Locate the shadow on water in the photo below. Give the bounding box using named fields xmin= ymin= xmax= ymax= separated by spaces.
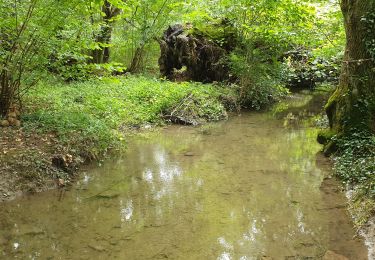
xmin=0 ymin=91 xmax=368 ymax=259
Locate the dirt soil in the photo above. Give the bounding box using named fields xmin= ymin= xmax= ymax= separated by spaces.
xmin=0 ymin=127 xmax=70 ymax=201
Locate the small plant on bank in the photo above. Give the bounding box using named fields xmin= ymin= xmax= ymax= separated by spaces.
xmin=229 ymin=51 xmax=289 ymax=110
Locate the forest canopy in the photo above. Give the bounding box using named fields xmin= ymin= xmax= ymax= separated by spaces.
xmin=0 ymin=0 xmax=344 ymax=115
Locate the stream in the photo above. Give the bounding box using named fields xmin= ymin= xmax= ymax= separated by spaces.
xmin=0 ymin=92 xmax=368 ymax=259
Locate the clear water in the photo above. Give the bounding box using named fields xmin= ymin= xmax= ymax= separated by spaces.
xmin=0 ymin=93 xmax=367 ymax=259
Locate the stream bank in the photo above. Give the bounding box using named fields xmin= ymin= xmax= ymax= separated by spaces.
xmin=0 ymin=90 xmax=371 ymax=259
xmin=1 ymin=84 xmax=374 ymax=258
xmin=0 ymin=76 xmax=234 ymax=202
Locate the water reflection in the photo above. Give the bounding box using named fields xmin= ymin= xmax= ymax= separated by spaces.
xmin=0 ymin=93 xmax=368 ymax=259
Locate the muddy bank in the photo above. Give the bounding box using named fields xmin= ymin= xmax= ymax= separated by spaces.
xmin=1 ymin=76 xmax=233 ymax=201
xmin=360 ymin=217 xmax=375 ymax=259
xmin=0 ymin=126 xmax=87 ymax=202
xmin=0 ymin=128 xmax=59 ymax=201
xmin=347 ymin=189 xmax=375 ymax=260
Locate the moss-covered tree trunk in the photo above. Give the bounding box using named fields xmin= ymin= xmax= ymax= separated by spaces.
xmin=325 ymin=0 xmax=375 ymax=134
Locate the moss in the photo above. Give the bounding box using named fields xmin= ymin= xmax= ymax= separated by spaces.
xmin=317 ymin=129 xmax=336 ymax=145
xmin=325 ymin=83 xmax=375 ymax=134
xmin=323 ymin=140 xmax=338 ymax=156
xmin=191 ymin=20 xmax=237 ymax=50
xmin=317 ymin=129 xmax=342 ymax=156
xmin=324 ymin=89 xmax=339 ymax=129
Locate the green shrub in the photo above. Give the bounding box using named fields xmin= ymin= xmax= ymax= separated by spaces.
xmin=229 ymin=51 xmax=289 ymax=110
xmin=281 ymin=48 xmax=341 ymax=89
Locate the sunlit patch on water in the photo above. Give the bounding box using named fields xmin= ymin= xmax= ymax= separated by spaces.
xmin=120 ymin=199 xmax=133 ymax=222
xmin=12 ymin=242 xmax=19 ymax=250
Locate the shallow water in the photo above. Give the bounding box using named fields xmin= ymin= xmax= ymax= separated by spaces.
xmin=0 ymin=93 xmax=368 ymax=259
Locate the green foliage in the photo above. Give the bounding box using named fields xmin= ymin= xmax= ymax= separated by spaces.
xmin=186 ymin=0 xmax=316 ymax=45
xmin=87 ymin=62 xmax=127 ymax=76
xmin=191 ymin=19 xmax=237 ymax=49
xmin=282 ymin=49 xmax=341 ymax=89
xmin=22 ymin=75 xmax=229 ymax=158
xmin=229 ymin=50 xmax=289 ymax=110
xmin=310 ymin=1 xmax=345 ymax=58
xmin=183 ymin=0 xmax=344 ymax=109
xmin=49 ymin=52 xmax=91 ymax=81
xmin=0 ymin=0 xmax=68 ymax=113
xmin=110 ymin=0 xmax=184 ymax=71
xmin=361 ymin=12 xmax=375 ymax=60
xmin=49 ymin=48 xmax=127 ymax=81
xmin=333 ymin=131 xmax=375 ymax=198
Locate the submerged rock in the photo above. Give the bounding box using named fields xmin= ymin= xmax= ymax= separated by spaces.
xmin=88 ymin=244 xmax=106 ymax=252
xmin=183 ymin=152 xmax=194 ymax=156
xmin=323 ymin=250 xmax=349 ymax=260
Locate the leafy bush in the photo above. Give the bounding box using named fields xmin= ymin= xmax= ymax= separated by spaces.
xmin=282 ymin=48 xmax=341 ymax=89
xmin=49 ymin=52 xmax=128 ymax=81
xmin=331 ymin=130 xmax=375 ymax=225
xmin=229 ymin=50 xmax=289 ymax=110
xmin=48 ymin=51 xmax=90 ymax=81
xmin=86 ymin=62 xmax=127 ymax=76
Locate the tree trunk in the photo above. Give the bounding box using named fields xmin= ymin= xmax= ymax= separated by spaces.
xmin=325 ymin=0 xmax=375 ymax=134
xmin=0 ymin=72 xmax=12 ymax=118
xmin=128 ymin=46 xmax=145 ymax=73
xmin=0 ymin=71 xmax=20 ymax=119
xmin=90 ymin=1 xmax=120 ymax=64
xmin=91 ymin=48 xmax=104 ymax=64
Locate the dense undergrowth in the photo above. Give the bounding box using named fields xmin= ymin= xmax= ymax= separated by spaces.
xmin=21 ymin=75 xmax=234 ymax=159
xmin=332 ymin=131 xmax=375 ymax=226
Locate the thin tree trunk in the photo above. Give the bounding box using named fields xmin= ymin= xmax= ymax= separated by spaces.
xmin=102 ymin=25 xmax=113 ymax=63
xmin=128 ymin=46 xmax=145 ymax=73
xmin=0 ymin=73 xmax=11 ymax=117
xmin=90 ymin=0 xmax=120 ymax=64
xmin=91 ymin=49 xmax=103 ymax=64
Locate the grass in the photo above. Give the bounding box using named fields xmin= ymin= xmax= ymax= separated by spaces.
xmin=22 ymin=75 xmax=232 ymax=159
